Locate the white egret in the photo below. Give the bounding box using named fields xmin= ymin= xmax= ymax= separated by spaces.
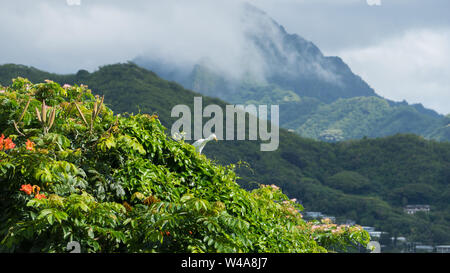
xmin=192 ymin=134 xmax=218 ymax=154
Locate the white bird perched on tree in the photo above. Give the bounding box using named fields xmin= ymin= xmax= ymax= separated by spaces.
xmin=192 ymin=134 xmax=218 ymax=154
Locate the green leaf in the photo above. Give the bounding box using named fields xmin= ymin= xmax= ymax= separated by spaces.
xmin=37 ymin=209 xmax=53 ymax=219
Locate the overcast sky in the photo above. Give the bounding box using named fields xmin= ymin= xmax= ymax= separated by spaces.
xmin=250 ymin=0 xmax=450 ymax=115
xmin=0 ymin=0 xmax=449 ymax=114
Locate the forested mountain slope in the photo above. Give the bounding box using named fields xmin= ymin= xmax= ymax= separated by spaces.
xmin=134 ymin=4 xmax=449 ymax=142
xmin=1 ymin=63 xmax=449 ymax=246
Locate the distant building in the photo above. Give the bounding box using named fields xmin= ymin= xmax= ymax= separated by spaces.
xmin=404 ymin=205 xmax=430 ymax=215
xmin=362 ymin=226 xmax=376 ymax=232
xmin=391 ymin=236 xmax=407 ymax=243
xmin=368 ymin=231 xmax=387 ymax=239
xmin=361 ymin=226 xmax=387 ymax=239
xmin=305 ymin=212 xmax=324 ymax=219
xmin=436 ymin=245 xmax=450 ymax=253
xmin=415 ymin=245 xmax=434 ymax=253
xmin=304 ymin=212 xmax=336 ymax=223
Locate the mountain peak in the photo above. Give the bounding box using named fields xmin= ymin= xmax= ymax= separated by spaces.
xmin=136 ymin=3 xmax=376 ymax=103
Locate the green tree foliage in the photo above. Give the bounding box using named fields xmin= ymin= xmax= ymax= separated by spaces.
xmin=1 ymin=63 xmax=449 ymax=246
xmin=325 ymin=171 xmax=371 ymax=194
xmin=0 ymin=78 xmax=369 ymax=253
xmin=293 ymin=97 xmax=448 ymax=141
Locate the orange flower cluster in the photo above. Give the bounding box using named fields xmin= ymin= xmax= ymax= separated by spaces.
xmin=0 ymin=133 xmax=36 ymax=152
xmin=35 ymin=193 xmax=47 ymax=200
xmin=20 ymin=184 xmax=33 ymax=195
xmin=0 ymin=134 xmax=15 ymax=151
xmin=160 ymin=231 xmax=170 ymax=237
xmin=25 ymin=139 xmax=35 ymax=151
xmin=19 ymin=184 xmax=46 ymax=199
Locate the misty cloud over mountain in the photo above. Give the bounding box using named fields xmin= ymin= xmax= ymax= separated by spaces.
xmin=135 ymin=3 xmax=376 ymax=103
xmin=0 ymin=0 xmax=448 ymax=114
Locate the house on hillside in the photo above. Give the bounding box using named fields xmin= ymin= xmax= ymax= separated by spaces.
xmin=362 ymin=226 xmax=376 ymax=232
xmin=367 ymin=231 xmax=387 ymax=240
xmin=305 ymin=211 xmax=324 ymax=219
xmin=304 ymin=212 xmax=336 ymax=223
xmin=436 ymin=245 xmax=450 ymax=253
xmin=415 ymin=245 xmax=434 ymax=253
xmin=403 ymin=205 xmax=430 ymax=215
xmin=391 ymin=236 xmax=407 ymax=243
xmin=362 ymin=226 xmax=387 ymax=240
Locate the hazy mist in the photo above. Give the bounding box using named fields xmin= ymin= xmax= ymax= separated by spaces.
xmin=0 ymin=0 xmax=448 ymax=114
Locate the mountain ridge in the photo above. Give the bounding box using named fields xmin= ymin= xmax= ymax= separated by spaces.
xmin=133 ymin=4 xmax=449 ymax=142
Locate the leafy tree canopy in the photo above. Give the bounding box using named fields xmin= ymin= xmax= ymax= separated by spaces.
xmin=0 ymin=78 xmax=369 ymax=253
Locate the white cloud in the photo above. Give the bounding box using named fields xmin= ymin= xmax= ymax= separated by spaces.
xmin=0 ymin=0 xmax=334 ymax=83
xmin=0 ymin=0 xmax=250 ymax=75
xmin=366 ymin=0 xmax=381 ymax=6
xmin=338 ymin=29 xmax=450 ymax=114
xmin=1 ymin=0 xmax=449 ymax=115
xmin=66 ymin=0 xmax=81 ymax=6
